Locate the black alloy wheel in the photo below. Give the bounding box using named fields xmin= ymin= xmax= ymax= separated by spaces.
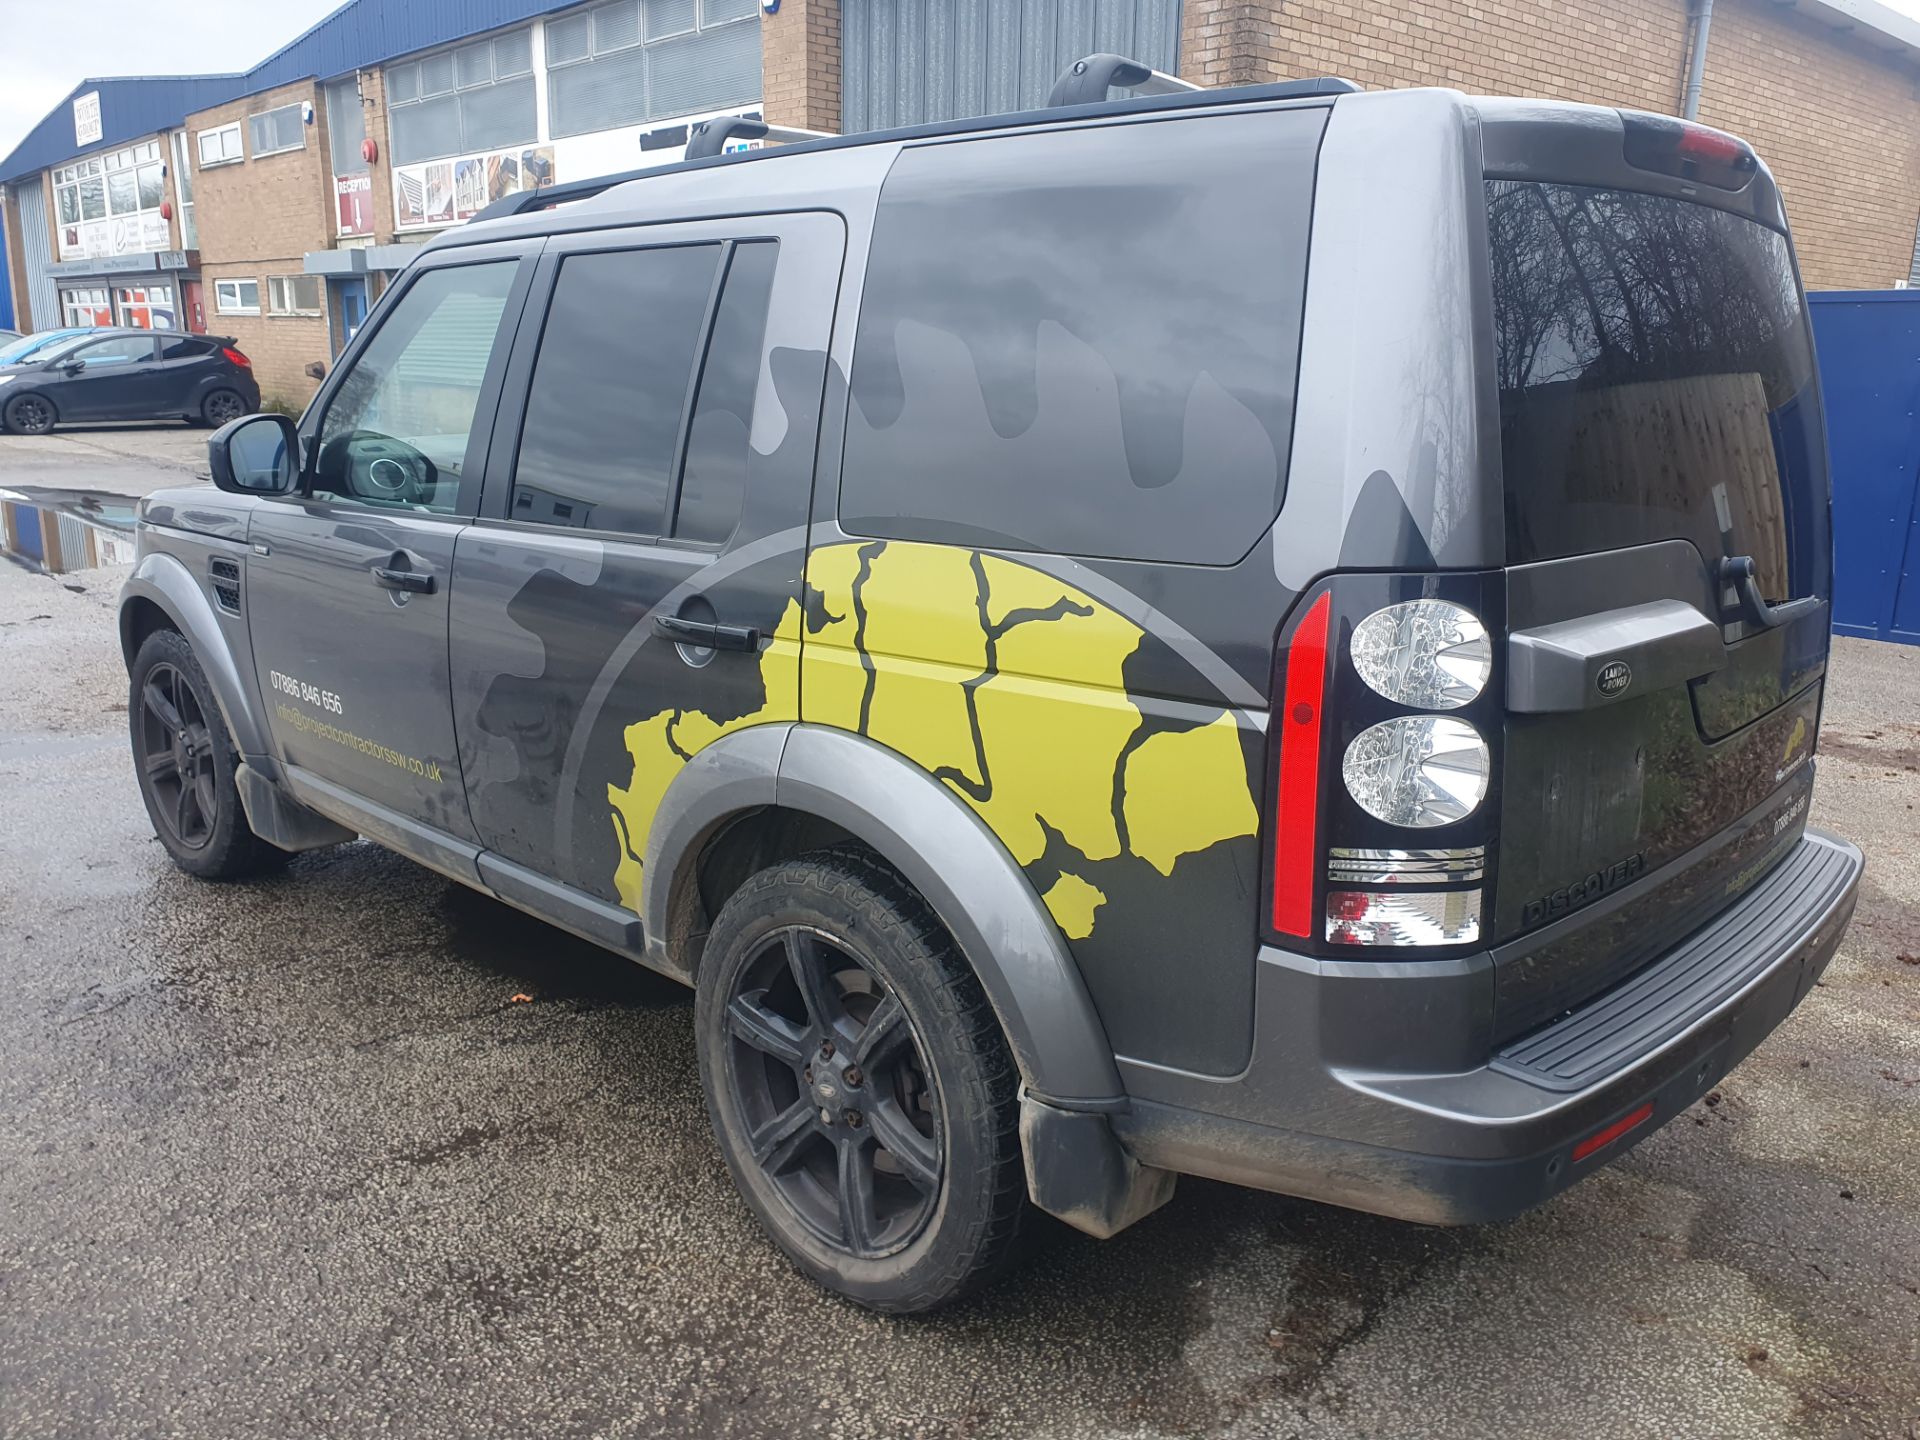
xmin=724 ymin=924 xmax=943 ymax=1259
xmin=137 ymin=660 xmax=219 ymax=852
xmin=202 ymin=389 xmax=247 ymax=427
xmin=4 ymin=393 xmax=55 ymax=435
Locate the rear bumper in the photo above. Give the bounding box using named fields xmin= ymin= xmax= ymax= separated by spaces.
xmin=1112 ymin=828 xmax=1862 ymax=1224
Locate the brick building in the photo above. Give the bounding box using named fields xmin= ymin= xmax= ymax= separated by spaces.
xmin=4 ymin=0 xmax=1920 ymax=411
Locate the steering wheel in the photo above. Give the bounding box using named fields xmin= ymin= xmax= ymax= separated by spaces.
xmin=319 ymin=430 xmax=440 ymax=506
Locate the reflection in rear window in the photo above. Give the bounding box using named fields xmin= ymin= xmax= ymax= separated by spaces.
xmin=1488 ymin=181 xmax=1829 ymax=603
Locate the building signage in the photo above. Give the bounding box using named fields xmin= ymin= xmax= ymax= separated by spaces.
xmin=335 ymin=172 xmax=374 ymax=237
xmin=72 ymin=91 xmax=102 ymax=147
xmin=46 ymin=250 xmax=167 ymax=278
xmin=60 ymin=211 xmax=171 ymax=263
xmin=394 ymin=144 xmax=555 ymax=230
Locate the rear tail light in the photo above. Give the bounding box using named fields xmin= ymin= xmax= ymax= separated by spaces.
xmin=1265 ymin=577 xmax=1502 ymax=954
xmin=1341 ymin=715 xmax=1490 ymax=828
xmin=221 ymin=346 xmax=251 ymax=368
xmin=1620 ymin=111 xmax=1758 ymax=191
xmin=1270 ymin=592 xmax=1332 ymax=939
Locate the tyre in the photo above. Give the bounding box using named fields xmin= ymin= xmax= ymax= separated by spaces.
xmin=200 ymin=388 xmax=247 ymax=427
xmin=696 ymin=847 xmax=1025 ymax=1313
xmin=3 ymin=392 xmax=56 ymax=435
xmin=129 ymin=629 xmax=286 ymax=879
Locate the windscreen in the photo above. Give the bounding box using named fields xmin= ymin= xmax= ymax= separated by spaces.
xmin=1488 ymin=180 xmax=1829 ymax=604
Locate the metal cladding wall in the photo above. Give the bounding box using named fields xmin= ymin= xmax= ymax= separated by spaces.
xmin=12 ymin=182 xmax=56 ymax=334
xmin=1810 ymin=289 xmax=1920 ymax=646
xmin=840 ymin=0 xmax=1181 ymax=133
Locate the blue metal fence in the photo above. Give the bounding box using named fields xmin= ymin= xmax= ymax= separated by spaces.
xmin=1810 ymin=290 xmax=1920 ymax=646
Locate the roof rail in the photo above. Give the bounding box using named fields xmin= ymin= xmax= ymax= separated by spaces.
xmin=685 ymin=115 xmax=836 ymax=160
xmin=1048 ymin=53 xmax=1204 ymax=108
xmin=1047 ymin=51 xmax=1361 ymax=108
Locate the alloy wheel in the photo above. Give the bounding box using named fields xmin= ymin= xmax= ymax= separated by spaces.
xmin=7 ymin=395 xmax=53 ymax=434
xmin=723 ymin=926 xmax=944 ymax=1260
xmin=137 ymin=661 xmax=218 ymax=851
xmin=205 ymin=391 xmax=246 ymax=426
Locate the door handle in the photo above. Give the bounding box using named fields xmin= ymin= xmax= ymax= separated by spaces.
xmin=653 ymin=614 xmax=759 ymax=651
xmin=373 ymin=565 xmax=436 ymax=595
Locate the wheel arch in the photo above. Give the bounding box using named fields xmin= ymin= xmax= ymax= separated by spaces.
xmin=120 ymin=552 xmax=273 ymax=760
xmin=643 ymin=723 xmax=1125 ymax=1108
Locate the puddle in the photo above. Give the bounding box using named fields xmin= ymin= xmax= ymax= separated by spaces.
xmin=0 ymin=485 xmax=137 ymax=573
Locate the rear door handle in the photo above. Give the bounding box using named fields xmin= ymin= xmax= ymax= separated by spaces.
xmin=373 ymin=566 xmax=435 ymax=595
xmin=653 ymin=614 xmax=760 ymax=651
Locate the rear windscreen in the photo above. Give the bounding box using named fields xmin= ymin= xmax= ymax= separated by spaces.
xmin=1488 ymin=180 xmax=1828 ymax=603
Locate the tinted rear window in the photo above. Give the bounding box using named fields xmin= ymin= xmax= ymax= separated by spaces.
xmin=841 ymin=110 xmax=1323 ymax=565
xmin=1488 ymin=181 xmax=1828 ymax=603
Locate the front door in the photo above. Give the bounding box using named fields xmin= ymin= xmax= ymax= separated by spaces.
xmin=331 ymin=277 xmax=368 ymax=355
xmin=449 ymin=214 xmax=843 ymax=910
xmin=50 ymin=334 xmax=161 ymax=419
xmin=247 ymin=246 xmax=536 ymax=846
xmin=182 ymin=281 xmax=208 ymax=335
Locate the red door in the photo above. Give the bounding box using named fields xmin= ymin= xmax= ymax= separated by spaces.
xmin=182 ymin=281 xmax=207 ymax=334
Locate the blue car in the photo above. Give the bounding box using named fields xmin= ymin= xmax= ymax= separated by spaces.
xmin=0 ymin=328 xmax=89 ymax=366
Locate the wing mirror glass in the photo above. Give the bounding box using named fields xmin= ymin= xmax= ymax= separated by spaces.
xmin=209 ymin=413 xmax=300 ymax=495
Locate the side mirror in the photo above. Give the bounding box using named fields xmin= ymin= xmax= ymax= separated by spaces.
xmin=304 ymin=360 xmax=327 ymax=381
xmin=209 ymin=412 xmax=300 ymax=496
xmin=59 ymin=359 xmax=85 ymax=375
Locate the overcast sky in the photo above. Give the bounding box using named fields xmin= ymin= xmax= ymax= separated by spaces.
xmin=5 ymin=0 xmax=1920 ymax=161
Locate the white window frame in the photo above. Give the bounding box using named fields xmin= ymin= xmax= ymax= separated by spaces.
xmin=215 ymin=278 xmax=261 ymax=315
xmin=248 ymin=103 xmax=307 ymax=159
xmin=54 ymin=141 xmax=165 ymax=228
xmin=268 ymin=275 xmax=325 ymax=317
xmin=198 ymin=123 xmax=245 ymax=168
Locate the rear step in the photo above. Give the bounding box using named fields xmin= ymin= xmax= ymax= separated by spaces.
xmin=1491 ymin=831 xmax=1859 ymax=1092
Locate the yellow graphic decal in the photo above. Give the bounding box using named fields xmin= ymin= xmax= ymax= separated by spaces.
xmin=1783 ymin=715 xmax=1808 ymax=763
xmin=606 ymin=542 xmax=1260 ymax=941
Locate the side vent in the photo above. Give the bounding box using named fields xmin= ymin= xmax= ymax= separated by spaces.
xmin=209 ymin=556 xmax=242 ymax=616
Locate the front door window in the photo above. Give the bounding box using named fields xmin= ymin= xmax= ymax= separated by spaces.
xmin=313 ymin=261 xmax=517 ymax=513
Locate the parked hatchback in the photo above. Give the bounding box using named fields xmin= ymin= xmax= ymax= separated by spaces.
xmin=118 ymin=66 xmax=1861 ymax=1313
xmin=0 ymin=328 xmax=258 ymax=434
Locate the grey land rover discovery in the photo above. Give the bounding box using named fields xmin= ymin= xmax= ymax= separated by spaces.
xmin=119 ymin=59 xmax=1862 ymax=1312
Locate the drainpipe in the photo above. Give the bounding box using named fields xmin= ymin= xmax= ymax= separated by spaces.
xmin=1681 ymin=0 xmax=1715 ymax=119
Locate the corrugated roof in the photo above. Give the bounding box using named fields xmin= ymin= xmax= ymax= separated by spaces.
xmin=0 ymin=0 xmax=587 ymax=184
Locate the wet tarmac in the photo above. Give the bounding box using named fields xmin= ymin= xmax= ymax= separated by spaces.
xmin=1 ymin=465 xmax=1917 ymax=1438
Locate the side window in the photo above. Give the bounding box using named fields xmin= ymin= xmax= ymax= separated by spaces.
xmin=509 ymin=244 xmax=719 ymax=536
xmin=315 ymin=260 xmax=519 ymax=513
xmin=677 ymin=240 xmax=778 ymax=545
xmin=160 ymin=337 xmax=214 ymax=360
xmin=841 ymin=111 xmax=1322 ymax=565
xmin=71 ymin=337 xmax=156 ymax=367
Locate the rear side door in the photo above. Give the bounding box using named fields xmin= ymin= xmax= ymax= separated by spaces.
xmin=246 ymin=242 xmax=539 ymax=854
xmin=450 ymin=213 xmax=842 ymax=913
xmin=49 ymin=334 xmax=159 ymax=419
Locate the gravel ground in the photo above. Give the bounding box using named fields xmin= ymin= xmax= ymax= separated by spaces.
xmin=0 ymin=500 xmax=1916 ymax=1439
xmin=0 ymin=423 xmax=208 ymax=495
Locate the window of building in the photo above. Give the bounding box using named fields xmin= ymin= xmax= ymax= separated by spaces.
xmin=171 ymin=131 xmax=199 ymax=249
xmin=510 ymin=244 xmax=721 ymax=535
xmin=386 ymin=28 xmax=535 ymax=166
xmin=116 ymin=284 xmax=177 ymax=329
xmin=268 ymin=275 xmax=325 ymax=316
xmin=215 ymin=278 xmax=261 ymax=315
xmin=325 ymin=75 xmax=369 ymax=175
xmin=197 ymin=123 xmax=244 ymax=167
xmin=61 ymin=286 xmax=112 ymax=327
xmin=840 ymin=112 xmax=1322 ymax=566
xmin=248 ymin=103 xmax=307 ymax=158
xmin=54 ymin=141 xmax=165 ymax=228
xmin=546 ymin=0 xmax=760 ymax=140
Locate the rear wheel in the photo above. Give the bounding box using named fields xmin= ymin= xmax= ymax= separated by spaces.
xmin=3 ymin=392 xmax=56 ymax=435
xmin=200 ymin=388 xmax=247 ymax=427
xmin=129 ymin=629 xmax=285 ymax=879
xmin=696 ymin=848 xmax=1025 ymax=1313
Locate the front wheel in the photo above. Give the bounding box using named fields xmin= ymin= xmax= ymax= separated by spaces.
xmin=129 ymin=629 xmax=285 ymax=879
xmin=4 ymin=392 xmax=56 ymax=435
xmin=696 ymin=848 xmax=1025 ymax=1313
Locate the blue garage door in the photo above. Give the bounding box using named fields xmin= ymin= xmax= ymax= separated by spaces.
xmin=1809 ymin=290 xmax=1920 ymax=646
